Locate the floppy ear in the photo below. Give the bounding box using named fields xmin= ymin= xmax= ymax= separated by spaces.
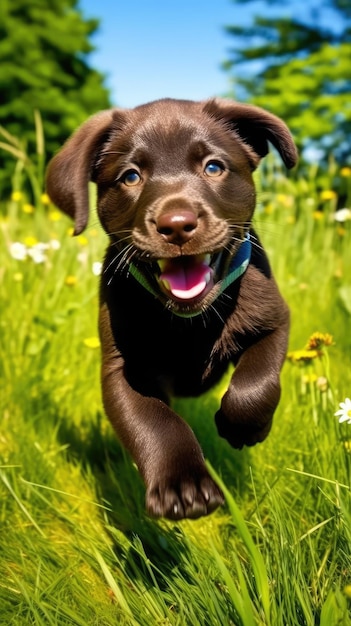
xmin=46 ymin=110 xmax=115 ymax=235
xmin=203 ymin=98 xmax=298 ymax=169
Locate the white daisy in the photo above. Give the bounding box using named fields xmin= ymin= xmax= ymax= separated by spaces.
xmin=334 ymin=397 xmax=351 ymax=424
xmin=49 ymin=239 xmax=61 ymax=250
xmin=10 ymin=242 xmax=27 ymax=261
xmin=92 ymin=261 xmax=102 ymax=276
xmin=333 ymin=208 xmax=351 ymax=223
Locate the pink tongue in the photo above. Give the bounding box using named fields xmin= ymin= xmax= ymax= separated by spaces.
xmin=159 ymin=257 xmax=213 ymax=300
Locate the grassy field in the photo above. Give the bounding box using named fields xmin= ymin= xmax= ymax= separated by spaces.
xmin=0 ymin=145 xmax=351 ymax=624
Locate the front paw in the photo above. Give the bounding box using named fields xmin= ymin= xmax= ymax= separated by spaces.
xmin=215 ymin=408 xmax=272 ymax=449
xmin=145 ymin=469 xmax=224 ymax=520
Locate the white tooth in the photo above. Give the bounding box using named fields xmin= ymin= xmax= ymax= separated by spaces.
xmin=205 ymin=271 xmax=211 ymax=285
xmin=205 ymin=254 xmax=211 ymax=265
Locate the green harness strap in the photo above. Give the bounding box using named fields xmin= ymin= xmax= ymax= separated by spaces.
xmin=128 ymin=235 xmax=252 ymax=318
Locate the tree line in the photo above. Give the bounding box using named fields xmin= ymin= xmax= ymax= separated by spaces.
xmin=0 ymin=0 xmax=350 ymax=196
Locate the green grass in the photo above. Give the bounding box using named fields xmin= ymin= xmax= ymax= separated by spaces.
xmin=1 ymin=151 xmax=351 ymax=625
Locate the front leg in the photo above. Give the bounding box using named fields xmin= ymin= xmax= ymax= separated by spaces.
xmin=99 ymin=303 xmax=224 ymax=520
xmin=215 ymin=322 xmax=289 ymax=449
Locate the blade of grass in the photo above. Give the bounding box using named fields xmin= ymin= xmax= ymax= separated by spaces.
xmin=0 ymin=470 xmax=46 ymax=537
xmin=206 ymin=461 xmax=271 ymax=625
xmin=94 ymin=549 xmax=135 ymax=622
xmin=211 ymin=542 xmax=257 ymax=626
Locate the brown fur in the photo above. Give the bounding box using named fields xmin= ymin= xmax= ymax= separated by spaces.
xmin=46 ymin=98 xmax=297 ymax=520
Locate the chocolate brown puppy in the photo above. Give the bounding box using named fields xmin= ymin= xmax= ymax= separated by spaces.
xmin=46 ymin=98 xmax=298 ymax=520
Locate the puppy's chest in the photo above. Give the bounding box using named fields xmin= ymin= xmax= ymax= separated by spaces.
xmin=106 ymin=287 xmax=229 ymax=388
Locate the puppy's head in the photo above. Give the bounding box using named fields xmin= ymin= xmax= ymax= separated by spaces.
xmin=47 ymin=98 xmax=297 ymax=314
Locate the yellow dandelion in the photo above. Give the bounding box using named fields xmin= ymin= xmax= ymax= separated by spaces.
xmin=40 ymin=193 xmax=51 ymax=205
xmin=48 ymin=210 xmax=61 ymax=222
xmin=65 ymin=275 xmax=77 ymax=286
xmin=83 ymin=337 xmax=100 ymax=349
xmin=340 ymin=167 xmax=351 ymax=177
xmin=76 ymin=234 xmax=89 ymax=246
xmin=24 ymin=235 xmax=38 ymax=247
xmin=287 ymin=349 xmax=319 ymax=363
xmin=11 ymin=191 xmax=23 ymax=202
xmin=305 ymin=332 xmax=333 ymax=351
xmin=312 ymin=211 xmax=324 ymax=220
xmin=276 ymin=194 xmax=294 ymax=208
xmin=302 ymin=373 xmax=318 ymax=384
xmin=13 ymin=272 xmax=24 ymax=282
xmin=23 ymin=203 xmax=35 ymax=214
xmin=320 ymin=190 xmax=337 ymax=201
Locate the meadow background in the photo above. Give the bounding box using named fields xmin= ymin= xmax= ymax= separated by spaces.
xmin=0 ymin=125 xmax=351 ymax=625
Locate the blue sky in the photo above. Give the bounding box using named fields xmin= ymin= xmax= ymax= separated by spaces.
xmin=79 ymin=0 xmax=251 ymax=108
xmin=79 ymin=0 xmax=342 ymax=110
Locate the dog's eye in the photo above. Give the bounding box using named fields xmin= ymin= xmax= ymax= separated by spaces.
xmin=204 ymin=161 xmax=225 ymax=177
xmin=121 ymin=170 xmax=141 ymax=186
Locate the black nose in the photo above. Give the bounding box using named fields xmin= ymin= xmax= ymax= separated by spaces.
xmin=156 ymin=210 xmax=198 ymax=245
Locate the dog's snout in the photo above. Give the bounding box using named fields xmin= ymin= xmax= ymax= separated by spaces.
xmin=156 ymin=210 xmax=198 ymax=245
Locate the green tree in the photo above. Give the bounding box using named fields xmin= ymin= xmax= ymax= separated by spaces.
xmin=223 ymin=0 xmax=351 ymax=162
xmin=0 ymin=0 xmax=111 ymax=194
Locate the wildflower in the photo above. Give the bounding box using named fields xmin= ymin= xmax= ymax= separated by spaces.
xmin=334 ymin=398 xmax=351 ymax=424
xmin=92 ymin=261 xmax=102 ymax=276
xmin=340 ymin=167 xmax=351 ymax=177
xmin=333 ymin=208 xmax=351 ymax=223
xmin=24 ymin=236 xmax=38 ymax=248
xmin=83 ymin=337 xmax=100 ymax=349
xmin=23 ymin=203 xmax=35 ymax=214
xmin=27 ymin=243 xmax=48 ymax=263
xmin=13 ymin=272 xmax=24 ymax=282
xmin=306 ymin=332 xmax=333 ymax=351
xmin=306 ymin=198 xmax=316 ymax=207
xmin=65 ymin=275 xmax=77 ymax=286
xmin=276 ymin=194 xmax=294 ymax=208
xmin=313 ymin=211 xmax=324 ymax=221
xmin=264 ymin=203 xmax=273 ymax=215
xmin=11 ymin=191 xmax=23 ymax=202
xmin=77 ymin=251 xmax=88 ymax=265
xmin=48 ymin=210 xmax=61 ymax=222
xmin=10 ymin=242 xmax=27 ymax=261
xmin=316 ymin=376 xmax=328 ymax=392
xmin=76 ymin=235 xmax=88 ymax=246
xmin=287 ymin=349 xmax=319 ymax=363
xmin=302 ymin=373 xmax=318 ymax=384
xmin=40 ymin=193 xmax=50 ymax=205
xmin=49 ymin=239 xmax=60 ymax=250
xmin=320 ymin=190 xmax=337 ymax=201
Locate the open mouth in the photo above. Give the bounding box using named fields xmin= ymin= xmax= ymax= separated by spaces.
xmin=157 ymin=254 xmax=215 ymax=301
xmin=122 ymin=235 xmax=251 ymax=315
